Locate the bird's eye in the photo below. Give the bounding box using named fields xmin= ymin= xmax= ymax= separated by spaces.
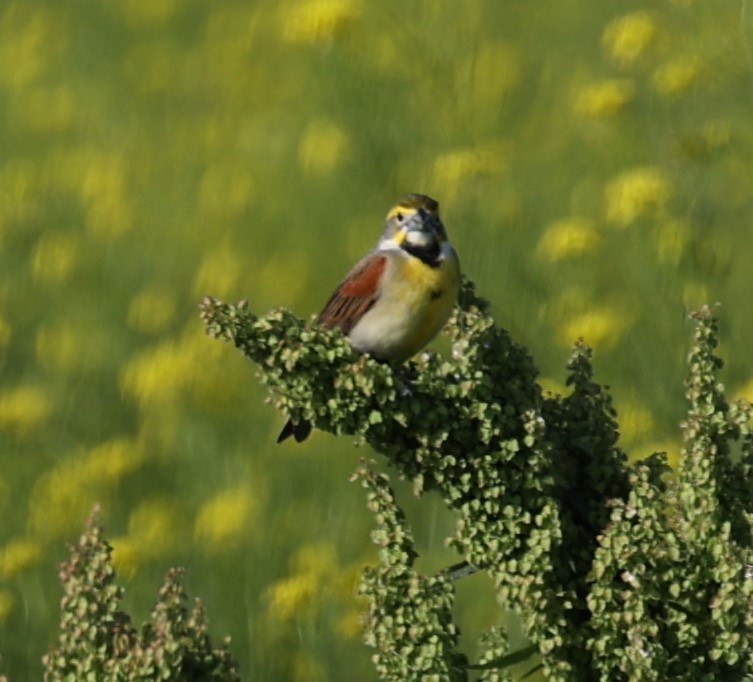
xmin=395 ymin=212 xmax=404 ymax=222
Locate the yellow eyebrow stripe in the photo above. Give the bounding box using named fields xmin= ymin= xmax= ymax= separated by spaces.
xmin=386 ymin=205 xmax=416 ymax=221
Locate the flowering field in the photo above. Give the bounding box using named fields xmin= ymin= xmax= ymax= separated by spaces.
xmin=0 ymin=0 xmax=751 ymax=678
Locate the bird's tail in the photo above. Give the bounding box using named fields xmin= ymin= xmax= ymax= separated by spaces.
xmin=277 ymin=418 xmax=313 ymax=443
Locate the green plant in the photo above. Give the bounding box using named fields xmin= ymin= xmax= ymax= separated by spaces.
xmin=200 ymin=279 xmax=753 ymax=680
xmin=43 ymin=510 xmax=240 ymax=682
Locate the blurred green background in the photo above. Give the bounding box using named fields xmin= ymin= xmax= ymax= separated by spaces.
xmin=1 ymin=0 xmax=752 ymax=678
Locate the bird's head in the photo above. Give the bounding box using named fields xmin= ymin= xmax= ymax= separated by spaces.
xmin=379 ymin=194 xmax=450 ymax=266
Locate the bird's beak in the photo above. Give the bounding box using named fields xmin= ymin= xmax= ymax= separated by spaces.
xmin=403 ymin=209 xmax=441 ymax=247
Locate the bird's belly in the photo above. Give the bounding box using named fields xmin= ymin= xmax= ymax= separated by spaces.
xmin=348 ymin=255 xmax=458 ymax=362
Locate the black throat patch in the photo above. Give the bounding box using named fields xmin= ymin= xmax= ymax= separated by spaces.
xmin=402 ymin=241 xmax=442 ymax=268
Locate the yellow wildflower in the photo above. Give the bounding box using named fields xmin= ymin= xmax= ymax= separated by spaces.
xmin=558 ymin=307 xmax=632 ymax=350
xmin=0 ymin=538 xmax=41 ymax=579
xmin=127 ymin=289 xmax=177 ymax=335
xmin=281 ymin=0 xmax=361 ymax=46
xmin=127 ymin=498 xmax=182 ymax=558
xmin=292 ymin=541 xmax=338 ymax=575
xmin=121 ymin=328 xmax=230 ymax=408
xmin=536 ymin=218 xmax=601 ymax=262
xmin=81 ymin=152 xmax=128 ymax=202
xmin=602 ymin=11 xmax=658 ymax=65
xmin=574 ymin=79 xmax=634 ymax=117
xmin=336 ymin=608 xmax=363 ymax=639
xmin=0 ymin=5 xmax=67 ymax=89
xmin=29 ymin=440 xmax=143 ymax=538
xmin=111 ymin=500 xmax=183 ymax=576
xmin=111 ymin=536 xmax=141 ymax=579
xmin=30 ymin=458 xmax=94 ymax=537
xmin=0 ymin=385 xmax=53 ymax=434
xmin=605 ymin=167 xmax=672 ymax=225
xmin=120 ymin=339 xmax=195 ymax=406
xmin=266 ymin=542 xmax=338 ymax=622
xmin=267 ymin=572 xmax=320 ymax=622
xmin=83 ymin=438 xmax=144 ymax=483
xmin=653 ymin=57 xmax=699 ymax=97
xmin=194 ymin=487 xmax=257 ymax=552
xmin=30 ymin=231 xmax=79 ymax=284
xmin=298 ymin=119 xmax=351 ymax=177
xmin=193 ymin=247 xmax=245 ymax=298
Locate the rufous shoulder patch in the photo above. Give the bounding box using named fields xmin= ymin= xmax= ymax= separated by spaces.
xmin=340 ymin=254 xmax=387 ymax=297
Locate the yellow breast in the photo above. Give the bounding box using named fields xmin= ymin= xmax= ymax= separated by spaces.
xmin=348 ymin=247 xmax=460 ymax=362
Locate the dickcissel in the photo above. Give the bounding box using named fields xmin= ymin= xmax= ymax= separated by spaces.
xmin=278 ymin=193 xmax=461 ymax=443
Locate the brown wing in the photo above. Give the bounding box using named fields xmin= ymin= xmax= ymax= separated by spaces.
xmin=317 ymin=252 xmax=387 ymax=334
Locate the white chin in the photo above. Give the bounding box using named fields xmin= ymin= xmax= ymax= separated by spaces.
xmin=405 ymin=232 xmax=433 ymax=248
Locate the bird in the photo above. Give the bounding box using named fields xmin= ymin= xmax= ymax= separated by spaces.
xmin=277 ymin=193 xmax=461 ymax=443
